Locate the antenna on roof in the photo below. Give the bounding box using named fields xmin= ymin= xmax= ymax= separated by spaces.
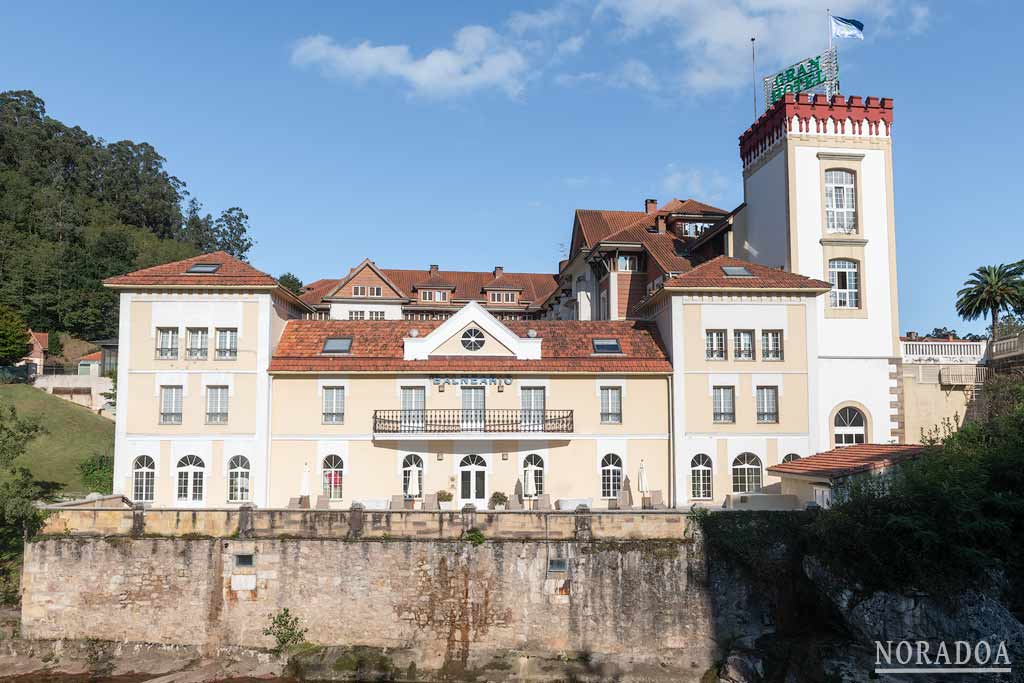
xmin=750 ymin=37 xmax=758 ymax=121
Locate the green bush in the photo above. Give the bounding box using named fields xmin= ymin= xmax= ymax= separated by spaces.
xmin=263 ymin=607 xmax=308 ymax=654
xmin=78 ymin=453 xmax=114 ymax=495
xmin=463 ymin=528 xmax=486 ymax=546
xmin=488 ymin=491 xmax=508 ymax=509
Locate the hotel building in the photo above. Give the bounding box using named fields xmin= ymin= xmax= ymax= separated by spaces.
xmin=105 ymin=94 xmax=984 ymax=511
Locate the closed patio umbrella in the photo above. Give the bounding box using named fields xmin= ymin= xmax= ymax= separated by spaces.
xmin=524 ymin=466 xmax=537 ymax=497
xmin=300 ymin=461 xmax=311 ymax=497
xmin=637 ymin=460 xmax=649 ymax=494
xmin=407 ymin=465 xmax=421 ymax=498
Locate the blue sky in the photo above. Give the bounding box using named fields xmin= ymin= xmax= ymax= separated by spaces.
xmin=4 ymin=1 xmax=1021 ymax=335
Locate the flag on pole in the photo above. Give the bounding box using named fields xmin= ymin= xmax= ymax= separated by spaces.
xmin=830 ymin=15 xmax=865 ymax=40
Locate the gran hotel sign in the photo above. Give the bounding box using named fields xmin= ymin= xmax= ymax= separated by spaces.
xmin=431 ymin=376 xmax=513 ymax=386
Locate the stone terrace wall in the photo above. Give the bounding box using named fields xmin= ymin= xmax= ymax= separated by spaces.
xmin=22 ymin=536 xmax=716 ymax=678
xmin=40 ymin=506 xmax=689 ymax=541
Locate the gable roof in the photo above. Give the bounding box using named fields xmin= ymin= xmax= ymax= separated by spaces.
xmin=575 ymin=209 xmax=647 ymax=248
xmin=662 ymin=256 xmax=831 ymax=291
xmin=767 ymin=444 xmax=926 ymax=480
xmin=28 ymin=330 xmax=49 ymax=350
xmin=270 ymin=319 xmax=672 ymax=374
xmin=104 ymin=251 xmax=279 ymax=288
xmin=79 ymin=351 xmax=102 ymax=362
xmin=299 ymin=278 xmax=342 ymax=306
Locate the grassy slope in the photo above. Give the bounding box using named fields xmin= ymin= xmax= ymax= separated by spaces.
xmin=0 ymin=384 xmax=114 ymax=495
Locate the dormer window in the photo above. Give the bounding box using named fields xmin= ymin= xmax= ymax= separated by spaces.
xmin=421 ymin=290 xmax=434 ymax=302
xmin=322 ymin=337 xmax=352 ymax=354
xmin=186 ymin=263 xmax=221 ymax=274
xmin=420 ymin=290 xmax=449 ymax=302
xmin=489 ymin=291 xmax=516 ymax=304
xmin=593 ymin=338 xmax=621 ymax=354
xmin=617 ymin=255 xmax=638 ymax=272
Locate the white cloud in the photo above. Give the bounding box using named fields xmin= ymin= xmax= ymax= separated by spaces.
xmin=660 ymin=164 xmax=730 ymax=202
xmin=556 ymin=34 xmax=586 ymax=55
xmin=613 ymin=59 xmax=656 ymax=90
xmin=290 ymin=27 xmax=528 ymax=98
xmin=596 ymin=0 xmax=930 ymax=92
xmin=508 ymin=5 xmax=573 ymax=34
xmin=908 ymin=4 xmax=930 ymax=34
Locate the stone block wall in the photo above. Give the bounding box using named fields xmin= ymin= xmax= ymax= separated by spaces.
xmin=22 ymin=536 xmax=716 ymax=677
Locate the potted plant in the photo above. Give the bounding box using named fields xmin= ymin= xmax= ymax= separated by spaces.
xmin=437 ymin=489 xmax=455 ymax=511
xmin=489 ymin=491 xmax=509 ymax=511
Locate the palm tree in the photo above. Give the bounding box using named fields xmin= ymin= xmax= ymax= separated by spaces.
xmin=955 ymin=264 xmax=1024 ymax=340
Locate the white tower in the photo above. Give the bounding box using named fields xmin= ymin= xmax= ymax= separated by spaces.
xmin=734 ymin=93 xmax=902 ymax=447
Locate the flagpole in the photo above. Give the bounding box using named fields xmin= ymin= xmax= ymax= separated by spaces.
xmin=827 ymin=8 xmax=832 ymax=50
xmin=750 ymin=37 xmax=757 ymax=119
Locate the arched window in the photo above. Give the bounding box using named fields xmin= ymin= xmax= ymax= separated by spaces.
xmin=781 ymin=453 xmax=801 ymax=463
xmin=133 ymin=456 xmax=155 ymax=503
xmin=175 ymin=455 xmax=205 ymax=502
xmin=228 ymin=456 xmax=250 ymax=503
xmin=322 ymin=454 xmax=344 ymax=499
xmin=731 ymin=453 xmax=763 ymax=493
xmin=600 ymin=453 xmax=623 ymax=499
xmin=829 ymin=259 xmax=859 ymax=309
xmin=523 ymin=454 xmax=544 ymax=497
xmin=825 ymin=169 xmax=857 ymax=233
xmin=690 ymin=454 xmax=712 ymax=500
xmin=402 ymin=454 xmax=423 ymax=499
xmin=459 ymin=454 xmax=487 ymax=503
xmin=834 ymin=407 xmax=867 ymax=446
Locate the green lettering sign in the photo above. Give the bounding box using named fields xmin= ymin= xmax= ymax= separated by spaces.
xmin=763 ymin=49 xmax=839 ymax=109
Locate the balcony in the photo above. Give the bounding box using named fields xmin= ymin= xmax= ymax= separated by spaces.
xmin=901 ymin=340 xmax=987 ymax=364
xmin=373 ymin=409 xmax=574 ymax=438
xmin=992 ymin=333 xmax=1024 ymax=359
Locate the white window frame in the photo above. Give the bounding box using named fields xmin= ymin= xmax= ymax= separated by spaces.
xmin=706 ymin=330 xmax=726 ymax=360
xmin=348 ymin=310 xmax=365 ymax=320
xmin=186 ymin=328 xmax=208 ymax=360
xmin=205 ymin=385 xmax=229 ymax=424
xmin=712 ymin=386 xmax=735 ymax=424
xmin=731 ymin=453 xmax=763 ymax=493
xmin=156 ymin=327 xmax=178 ymax=360
xmin=421 ymin=290 xmax=435 ymax=302
xmin=352 ymin=285 xmax=367 ymax=296
xmin=133 ymin=455 xmax=155 ymax=503
xmin=368 ymin=286 xmax=382 ymax=297
xmin=829 ymin=259 xmax=860 ymax=309
xmin=734 ymin=330 xmax=755 ymax=361
xmin=461 ymin=386 xmax=485 ymax=431
xmin=458 ymin=454 xmax=487 ymax=505
xmin=617 ymin=254 xmax=638 ymax=272
xmin=402 ymin=454 xmax=424 ymax=499
xmin=762 ymin=330 xmax=783 ymax=361
xmin=322 ymin=454 xmax=344 ymax=500
xmin=825 ymin=169 xmax=857 ymax=234
xmin=690 ymin=454 xmax=712 ymax=500
xmin=523 ymin=453 xmax=545 ymax=498
xmin=834 ymin=407 xmax=867 ymax=446
xmin=215 ymin=328 xmax=238 ymax=360
xmin=521 ymin=386 xmax=546 ymax=430
xmin=175 ymin=454 xmax=205 ymax=502
xmin=400 ymin=386 xmax=426 ymax=431
xmin=368 ymin=310 xmax=385 ymax=320
xmin=227 ymin=455 xmax=251 ymax=503
xmin=599 ymin=386 xmax=622 ymax=424
xmin=600 ymin=453 xmax=623 ymax=499
xmin=322 ymin=386 xmax=345 ymax=424
xmin=159 ymin=385 xmax=183 ymax=425
xmin=756 ymin=386 xmax=779 ymax=424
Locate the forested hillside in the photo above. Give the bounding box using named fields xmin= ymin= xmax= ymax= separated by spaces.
xmin=0 ymin=90 xmax=255 ymax=340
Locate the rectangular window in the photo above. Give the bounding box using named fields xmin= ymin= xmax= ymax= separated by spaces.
xmin=713 ymin=386 xmax=735 ymax=423
xmin=705 ymin=330 xmax=726 ymax=360
xmin=400 ymin=386 xmax=426 ymax=430
xmin=762 ymin=330 xmax=783 ymax=361
xmin=829 ymin=259 xmax=860 ymax=308
xmin=368 ymin=286 xmax=382 ymax=297
xmin=437 ymin=290 xmax=449 ymax=302
xmin=186 ymin=328 xmax=208 ymax=360
xmin=617 ymin=255 xmax=638 ymax=271
xmin=504 ymin=291 xmax=516 ymax=303
xmin=348 ymin=310 xmax=365 ymax=320
xmin=599 ymin=290 xmax=609 ymax=320
xmin=368 ymin=310 xmax=385 ymax=320
xmin=461 ymin=386 xmax=485 ymax=430
xmin=756 ymin=386 xmax=779 ymax=423
xmin=322 ymin=386 xmax=345 ymax=424
xmin=352 ymin=285 xmax=366 ymax=296
xmin=825 ymin=169 xmax=857 ymax=234
xmin=322 ymin=337 xmax=352 ymax=353
xmin=734 ymin=330 xmax=755 ymax=361
xmin=521 ymin=387 xmax=546 ymax=429
xmin=206 ymin=385 xmax=229 ymax=424
xmin=159 ymin=385 xmax=183 ymax=424
xmin=215 ymin=328 xmax=238 ymax=360
xmin=600 ymin=386 xmax=622 ymax=424
xmin=593 ymin=339 xmax=621 ymax=354
xmin=489 ymin=291 xmax=502 ymax=303
xmin=156 ymin=328 xmax=178 ymax=359
xmin=421 ymin=290 xmax=435 ymax=301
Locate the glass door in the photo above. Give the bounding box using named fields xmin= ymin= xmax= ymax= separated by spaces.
xmin=459 ymin=455 xmax=487 ymax=505
xmin=461 ymin=386 xmax=485 ymax=431
xmin=400 ymin=386 xmax=425 ymax=431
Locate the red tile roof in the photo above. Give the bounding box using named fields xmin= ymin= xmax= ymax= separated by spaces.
xmin=270 ymin=319 xmax=672 ymax=374
xmin=104 ymin=251 xmax=279 ymax=288
xmin=28 ymin=330 xmax=49 ymax=350
xmin=576 ymin=209 xmax=647 ymax=248
xmin=767 ymin=444 xmax=926 ymax=479
xmin=301 ymin=265 xmax=559 ymax=309
xmin=662 ymin=256 xmax=830 ymax=290
xmin=79 ymin=351 xmax=102 ymax=362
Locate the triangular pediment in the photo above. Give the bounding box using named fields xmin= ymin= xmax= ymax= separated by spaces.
xmin=325 ymin=259 xmax=406 ymax=300
xmin=403 ymin=302 xmax=542 ymax=361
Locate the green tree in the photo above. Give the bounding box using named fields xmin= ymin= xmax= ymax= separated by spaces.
xmin=955 ymin=264 xmax=1024 ymax=340
xmin=46 ymin=332 xmax=63 ymax=357
xmin=0 ymin=405 xmax=44 ymax=469
xmin=0 ymin=307 xmax=29 ymax=366
xmin=212 ymin=207 xmax=254 ymax=260
xmin=278 ymin=272 xmax=303 ymax=296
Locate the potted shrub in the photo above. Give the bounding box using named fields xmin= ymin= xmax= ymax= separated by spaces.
xmin=437 ymin=489 xmax=455 ymax=511
xmin=489 ymin=491 xmax=509 ymax=511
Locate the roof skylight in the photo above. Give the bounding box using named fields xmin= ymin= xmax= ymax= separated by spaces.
xmin=186 ymin=263 xmax=222 ymax=274
xmin=722 ymin=265 xmax=753 ymax=277
xmin=322 ymin=337 xmax=352 ymax=354
xmin=593 ymin=338 xmax=622 ymax=354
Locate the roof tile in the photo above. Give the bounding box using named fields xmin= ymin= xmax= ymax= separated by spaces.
xmin=767 ymin=444 xmax=926 ymax=479
xmin=104 ymin=251 xmax=279 ymax=288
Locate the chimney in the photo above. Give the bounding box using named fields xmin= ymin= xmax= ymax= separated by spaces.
xmin=645 ymin=198 xmax=658 ymax=214
xmin=429 ymin=264 xmax=439 ymax=275
xmin=493 ymin=266 xmax=504 ymax=278
xmin=655 ymin=215 xmax=667 ymax=233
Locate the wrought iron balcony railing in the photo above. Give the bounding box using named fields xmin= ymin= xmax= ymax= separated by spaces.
xmin=373 ymin=409 xmax=574 ymax=434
